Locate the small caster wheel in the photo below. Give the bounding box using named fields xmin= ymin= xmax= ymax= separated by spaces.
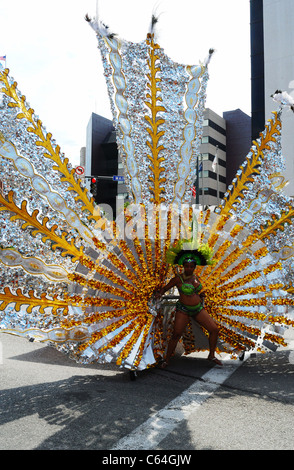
xmin=130 ymin=370 xmax=137 ymax=381
xmin=239 ymin=351 xmax=245 ymax=361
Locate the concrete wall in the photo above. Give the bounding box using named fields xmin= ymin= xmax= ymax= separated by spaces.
xmin=263 ymin=0 xmax=294 ymax=197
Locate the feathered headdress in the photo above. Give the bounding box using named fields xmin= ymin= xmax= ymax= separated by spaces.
xmin=166 ymin=239 xmax=215 ymax=266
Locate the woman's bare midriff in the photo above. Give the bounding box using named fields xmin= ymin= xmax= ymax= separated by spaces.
xmin=178 ymin=292 xmax=202 ymax=307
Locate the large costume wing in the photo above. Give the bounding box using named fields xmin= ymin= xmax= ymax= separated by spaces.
xmin=0 ymin=17 xmax=293 ymax=371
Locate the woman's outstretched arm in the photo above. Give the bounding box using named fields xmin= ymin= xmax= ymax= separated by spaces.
xmin=154 ymin=276 xmax=178 ymax=298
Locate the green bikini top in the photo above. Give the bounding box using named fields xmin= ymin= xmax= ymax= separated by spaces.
xmin=178 ymin=275 xmax=202 ymax=296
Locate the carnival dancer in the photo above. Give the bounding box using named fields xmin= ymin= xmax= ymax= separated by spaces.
xmin=155 ymin=242 xmax=222 ymax=367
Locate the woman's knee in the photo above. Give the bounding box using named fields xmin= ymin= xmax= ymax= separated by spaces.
xmin=210 ymin=323 xmax=220 ymax=335
xmin=171 ymin=331 xmax=182 ymax=342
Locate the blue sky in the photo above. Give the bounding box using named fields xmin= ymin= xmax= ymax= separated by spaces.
xmin=0 ymin=0 xmax=251 ymax=165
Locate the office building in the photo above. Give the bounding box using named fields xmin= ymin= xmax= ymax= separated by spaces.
xmin=223 ymin=108 xmax=252 ymax=187
xmin=197 ymin=109 xmax=227 ymax=207
xmin=85 ymin=113 xmax=127 ymax=217
xmin=251 ymin=0 xmax=294 ymax=197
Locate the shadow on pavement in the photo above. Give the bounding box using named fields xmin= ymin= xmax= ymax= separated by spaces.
xmin=1 ymin=346 xmax=211 ymax=450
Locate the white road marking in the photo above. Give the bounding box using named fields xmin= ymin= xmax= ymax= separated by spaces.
xmin=111 ymin=355 xmax=247 ymax=450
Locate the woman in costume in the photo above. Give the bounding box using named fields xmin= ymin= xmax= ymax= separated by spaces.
xmin=155 ymin=243 xmax=222 ymax=367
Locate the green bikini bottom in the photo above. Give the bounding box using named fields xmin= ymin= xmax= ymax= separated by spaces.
xmin=176 ymin=301 xmax=204 ymax=317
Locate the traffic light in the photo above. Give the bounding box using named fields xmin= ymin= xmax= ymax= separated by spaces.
xmin=90 ymin=177 xmax=98 ymax=197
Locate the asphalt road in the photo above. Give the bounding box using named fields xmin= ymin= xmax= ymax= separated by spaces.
xmin=0 ymin=327 xmax=294 ymax=452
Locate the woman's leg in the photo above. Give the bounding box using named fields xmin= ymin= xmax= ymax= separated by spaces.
xmin=163 ymin=310 xmax=190 ymax=365
xmin=195 ymin=308 xmax=222 ymax=365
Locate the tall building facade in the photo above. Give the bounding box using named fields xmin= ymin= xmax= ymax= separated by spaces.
xmin=251 ymin=0 xmax=294 ymax=197
xmin=85 ymin=113 xmax=128 ymax=216
xmin=197 ymin=109 xmax=227 ymax=207
xmin=224 ymin=108 xmax=252 ymax=187
xmin=196 ymin=108 xmax=251 ymax=207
